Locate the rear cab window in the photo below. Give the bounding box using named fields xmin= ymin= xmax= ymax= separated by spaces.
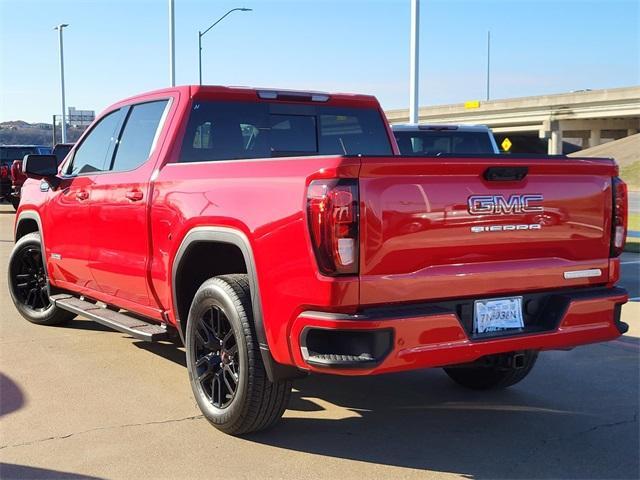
xmin=179 ymin=100 xmax=392 ymax=162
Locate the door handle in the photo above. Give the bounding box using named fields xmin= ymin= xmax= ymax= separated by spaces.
xmin=125 ymin=189 xmax=144 ymax=202
xmin=75 ymin=190 xmax=89 ymax=201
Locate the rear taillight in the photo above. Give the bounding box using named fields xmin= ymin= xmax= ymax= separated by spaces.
xmin=610 ymin=176 xmax=627 ymax=257
xmin=0 ymin=165 xmax=8 ymax=179
xmin=307 ymin=179 xmax=359 ymax=276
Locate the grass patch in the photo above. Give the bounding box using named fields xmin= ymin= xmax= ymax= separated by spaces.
xmin=627 ymin=213 xmax=640 ymax=251
xmin=620 ymin=161 xmax=640 ymax=191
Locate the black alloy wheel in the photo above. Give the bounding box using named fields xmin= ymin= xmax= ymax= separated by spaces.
xmin=8 ymin=232 xmax=75 ymax=325
xmin=193 ymin=305 xmax=240 ymax=408
xmin=11 ymin=244 xmax=50 ymax=311
xmin=185 ymin=274 xmax=292 ymax=435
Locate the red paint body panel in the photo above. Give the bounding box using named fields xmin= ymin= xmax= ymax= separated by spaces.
xmin=87 ymin=90 xmax=180 ymax=307
xmin=358 ymin=157 xmax=616 ymax=305
xmin=13 ymin=85 xmax=628 ymax=374
xmin=150 ymin=156 xmax=361 ymax=364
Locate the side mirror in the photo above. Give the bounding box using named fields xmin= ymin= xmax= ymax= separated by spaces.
xmin=22 ymin=154 xmax=58 ymax=178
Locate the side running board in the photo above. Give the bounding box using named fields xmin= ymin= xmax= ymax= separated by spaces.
xmin=51 ymin=294 xmax=168 ymax=341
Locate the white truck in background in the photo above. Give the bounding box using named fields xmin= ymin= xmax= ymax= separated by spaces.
xmin=392 ymin=124 xmax=500 ymax=155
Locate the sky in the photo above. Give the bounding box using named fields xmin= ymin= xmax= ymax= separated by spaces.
xmin=0 ymin=0 xmax=638 ymax=123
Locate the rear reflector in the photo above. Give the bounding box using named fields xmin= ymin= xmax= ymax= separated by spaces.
xmin=563 ymin=269 xmax=602 ymax=279
xmin=307 ymin=179 xmax=359 ymax=276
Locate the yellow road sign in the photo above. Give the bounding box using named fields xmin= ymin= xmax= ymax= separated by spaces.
xmin=464 ymin=100 xmax=480 ymax=109
xmin=501 ymin=137 xmax=513 ymax=152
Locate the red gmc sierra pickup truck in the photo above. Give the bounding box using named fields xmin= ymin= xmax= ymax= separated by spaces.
xmin=9 ymin=85 xmax=629 ymax=435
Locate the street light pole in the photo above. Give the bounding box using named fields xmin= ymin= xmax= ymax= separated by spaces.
xmin=198 ymin=32 xmax=202 ymax=86
xmin=55 ymin=24 xmax=69 ymax=143
xmin=198 ymin=8 xmax=252 ymax=85
xmin=486 ymin=30 xmax=491 ymax=101
xmin=169 ymin=0 xmax=175 ymax=87
xmin=409 ymin=0 xmax=420 ymax=124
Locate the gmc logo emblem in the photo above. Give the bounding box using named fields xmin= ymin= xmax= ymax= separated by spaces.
xmin=468 ymin=194 xmax=544 ymax=215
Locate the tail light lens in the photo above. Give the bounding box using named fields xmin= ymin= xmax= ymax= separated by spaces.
xmin=307 ymin=179 xmax=359 ymax=276
xmin=0 ymin=165 xmax=8 ymax=179
xmin=610 ymin=176 xmax=627 ymax=257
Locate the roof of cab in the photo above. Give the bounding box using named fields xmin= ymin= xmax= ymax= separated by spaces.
xmin=190 ymin=85 xmax=380 ymax=106
xmin=112 ymin=85 xmax=380 ymax=108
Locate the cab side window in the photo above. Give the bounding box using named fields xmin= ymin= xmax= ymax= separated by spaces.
xmin=67 ymin=109 xmax=123 ymax=175
xmin=111 ymin=100 xmax=169 ymax=172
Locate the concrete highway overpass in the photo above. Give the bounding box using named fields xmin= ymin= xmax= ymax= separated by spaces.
xmin=386 ymin=86 xmax=640 ymax=155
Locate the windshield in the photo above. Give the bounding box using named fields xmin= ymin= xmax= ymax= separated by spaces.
xmin=179 ymin=101 xmax=392 ymax=162
xmin=394 ymin=131 xmax=495 ymax=155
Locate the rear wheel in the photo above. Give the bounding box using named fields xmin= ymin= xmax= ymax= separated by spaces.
xmin=185 ymin=274 xmax=291 ymax=435
xmin=443 ymin=350 xmax=538 ymax=390
xmin=8 ymin=232 xmax=75 ymax=325
xmin=10 ymin=195 xmax=20 ymax=210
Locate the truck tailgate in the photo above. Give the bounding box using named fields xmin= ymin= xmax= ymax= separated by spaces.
xmin=359 ymin=156 xmax=617 ymax=305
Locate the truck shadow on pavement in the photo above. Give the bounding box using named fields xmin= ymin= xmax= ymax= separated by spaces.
xmin=0 ymin=373 xmax=24 ymax=417
xmin=245 ymin=350 xmax=639 ymax=479
xmin=0 ymin=463 xmax=104 ymax=480
xmin=57 ymin=320 xmax=639 ymax=479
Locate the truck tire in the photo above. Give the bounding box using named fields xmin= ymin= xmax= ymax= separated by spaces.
xmin=10 ymin=196 xmax=20 ymax=210
xmin=8 ymin=232 xmax=75 ymax=325
xmin=185 ymin=274 xmax=291 ymax=435
xmin=443 ymin=350 xmax=538 ymax=390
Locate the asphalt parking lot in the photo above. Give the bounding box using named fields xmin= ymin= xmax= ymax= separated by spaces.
xmin=0 ymin=204 xmax=638 ymax=480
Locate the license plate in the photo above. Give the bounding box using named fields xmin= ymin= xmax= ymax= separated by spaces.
xmin=473 ymin=296 xmax=524 ymax=334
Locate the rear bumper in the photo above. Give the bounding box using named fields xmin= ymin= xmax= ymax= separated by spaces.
xmin=290 ymin=287 xmax=628 ymax=375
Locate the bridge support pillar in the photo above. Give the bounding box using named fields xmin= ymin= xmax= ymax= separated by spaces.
xmin=548 ymin=122 xmax=563 ymax=155
xmin=580 ymin=133 xmax=590 ymax=148
xmin=589 ymin=129 xmax=601 ymax=148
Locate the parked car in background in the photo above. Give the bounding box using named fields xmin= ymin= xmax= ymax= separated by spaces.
xmin=9 ymin=143 xmax=75 ymax=210
xmin=392 ymin=124 xmax=500 ymax=155
xmin=0 ymin=145 xmax=51 ymax=209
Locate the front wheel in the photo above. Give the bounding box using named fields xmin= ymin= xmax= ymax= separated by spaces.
xmin=443 ymin=350 xmax=538 ymax=390
xmin=8 ymin=232 xmax=75 ymax=325
xmin=185 ymin=274 xmax=291 ymax=435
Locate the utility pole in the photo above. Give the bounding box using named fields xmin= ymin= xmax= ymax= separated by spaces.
xmin=409 ymin=0 xmax=420 ymax=124
xmin=55 ymin=24 xmax=69 ymax=143
xmin=486 ymin=30 xmax=491 ymax=101
xmin=169 ymin=0 xmax=176 ymax=86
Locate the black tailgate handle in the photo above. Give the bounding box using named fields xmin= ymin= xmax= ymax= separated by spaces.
xmin=484 ymin=166 xmax=528 ymax=182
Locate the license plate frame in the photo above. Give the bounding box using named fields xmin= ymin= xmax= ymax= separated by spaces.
xmin=473 ymin=296 xmax=524 ymax=334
